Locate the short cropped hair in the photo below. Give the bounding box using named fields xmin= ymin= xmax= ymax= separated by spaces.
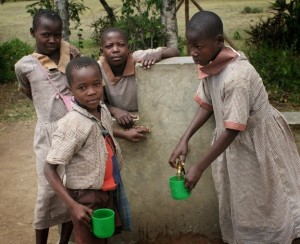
xmin=100 ymin=27 xmax=128 ymax=46
xmin=32 ymin=9 xmax=62 ymax=30
xmin=187 ymin=11 xmax=223 ymax=38
xmin=66 ymin=57 xmax=102 ymax=85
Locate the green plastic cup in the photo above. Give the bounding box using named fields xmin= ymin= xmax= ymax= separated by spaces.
xmin=169 ymin=175 xmax=191 ymax=200
xmin=92 ymin=208 xmax=115 ymax=238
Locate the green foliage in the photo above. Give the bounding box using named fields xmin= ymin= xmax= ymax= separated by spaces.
xmin=0 ymin=39 xmax=33 ymax=84
xmin=91 ymin=0 xmax=166 ymax=51
xmin=245 ymin=0 xmax=300 ymax=104
xmin=241 ymin=6 xmax=263 ymax=14
xmin=26 ymin=0 xmax=56 ymax=16
xmin=68 ymin=0 xmax=87 ymax=29
xmin=246 ymin=0 xmax=300 ymax=54
xmin=177 ymin=36 xmax=187 ymax=56
xmin=90 ymin=14 xmax=116 ymax=47
xmin=245 ymin=46 xmax=300 ymax=103
xmin=233 ymin=31 xmax=242 ymax=40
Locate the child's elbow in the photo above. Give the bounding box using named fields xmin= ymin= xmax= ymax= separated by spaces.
xmin=167 ymin=47 xmax=180 ymax=57
xmin=44 ymin=162 xmax=49 ymax=177
xmin=173 ymin=47 xmax=180 ymax=56
xmin=44 ymin=162 xmax=53 ymax=178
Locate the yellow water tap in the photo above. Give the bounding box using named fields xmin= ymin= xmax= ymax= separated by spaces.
xmin=176 ymin=156 xmax=185 ymax=179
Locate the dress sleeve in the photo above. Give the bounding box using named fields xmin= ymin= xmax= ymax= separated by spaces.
xmin=193 ymin=79 xmax=213 ymax=111
xmin=222 ymin=77 xmax=249 ymax=131
xmin=47 ymin=116 xmax=86 ymax=165
xmin=15 ymin=61 xmax=32 ymax=100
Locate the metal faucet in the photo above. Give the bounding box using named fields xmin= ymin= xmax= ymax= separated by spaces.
xmin=176 ymin=156 xmax=185 ymax=179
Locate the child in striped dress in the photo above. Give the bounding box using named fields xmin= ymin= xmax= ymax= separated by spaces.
xmin=169 ymin=11 xmax=300 ymax=244
xmin=15 ymin=9 xmax=80 ymax=244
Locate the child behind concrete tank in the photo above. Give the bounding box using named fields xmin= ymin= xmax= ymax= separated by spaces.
xmin=98 ymin=27 xmax=180 ymax=129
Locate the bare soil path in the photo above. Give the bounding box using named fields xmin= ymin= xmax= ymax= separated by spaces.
xmin=0 ymin=120 xmax=62 ymax=243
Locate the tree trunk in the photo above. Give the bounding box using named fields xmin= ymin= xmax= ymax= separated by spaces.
xmin=56 ymin=0 xmax=70 ymax=41
xmin=161 ymin=0 xmax=178 ymax=48
xmin=99 ymin=0 xmax=116 ymax=23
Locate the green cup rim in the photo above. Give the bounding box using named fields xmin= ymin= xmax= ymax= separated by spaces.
xmin=92 ymin=208 xmax=115 ymax=220
xmin=169 ymin=175 xmax=185 ymax=182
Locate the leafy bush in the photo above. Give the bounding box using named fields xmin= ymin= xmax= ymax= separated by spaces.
xmin=245 ymin=46 xmax=300 ymax=103
xmin=242 ymin=6 xmax=263 ymax=14
xmin=244 ymin=0 xmax=300 ymax=104
xmin=90 ymin=0 xmax=166 ymax=51
xmin=246 ymin=0 xmax=300 ymax=54
xmin=0 ymin=39 xmax=33 ymax=84
xmin=177 ymin=36 xmax=187 ymax=56
xmin=90 ymin=14 xmax=118 ymax=47
xmin=233 ymin=31 xmax=242 ymax=40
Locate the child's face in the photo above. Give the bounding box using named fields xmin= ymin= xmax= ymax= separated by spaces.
xmin=70 ymin=65 xmax=103 ymax=114
xmin=102 ymin=31 xmax=129 ymax=67
xmin=186 ymin=29 xmax=222 ymax=66
xmin=30 ymin=17 xmax=62 ymax=55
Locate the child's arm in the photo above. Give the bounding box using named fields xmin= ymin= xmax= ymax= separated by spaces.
xmin=107 ymin=105 xmax=137 ymax=129
xmin=15 ymin=62 xmax=32 ymax=100
xmin=44 ymin=163 xmax=93 ymax=228
xmin=103 ymin=86 xmax=136 ymax=129
xmin=113 ymin=126 xmax=150 ymax=142
xmin=169 ymin=107 xmax=213 ymax=167
xmin=161 ymin=47 xmax=181 ymax=59
xmin=136 ymin=47 xmax=180 ymax=68
xmin=184 ymin=128 xmax=239 ymax=191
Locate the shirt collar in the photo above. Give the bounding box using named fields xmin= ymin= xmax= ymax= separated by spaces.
xmin=72 ymin=99 xmax=103 ymax=121
xmin=198 ymin=47 xmax=239 ymax=79
xmin=99 ymin=54 xmax=135 ymax=84
xmin=32 ymin=40 xmax=70 ymax=73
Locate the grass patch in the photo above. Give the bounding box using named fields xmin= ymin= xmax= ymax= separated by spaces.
xmin=242 ymin=6 xmax=263 ymax=14
xmin=0 ymin=83 xmax=36 ymax=123
xmin=0 ymin=0 xmax=298 ymax=123
xmin=70 ymin=38 xmax=99 ymax=58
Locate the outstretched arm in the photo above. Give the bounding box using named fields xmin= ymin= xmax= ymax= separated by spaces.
xmin=161 ymin=47 xmax=180 ymax=59
xmin=138 ymin=47 xmax=180 ymax=68
xmin=169 ymin=107 xmax=213 ymax=168
xmin=184 ymin=128 xmax=239 ymax=191
xmin=113 ymin=125 xmax=150 ymax=142
xmin=44 ymin=163 xmax=93 ymax=228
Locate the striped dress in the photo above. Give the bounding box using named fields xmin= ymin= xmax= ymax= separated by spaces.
xmin=194 ymin=49 xmax=300 ymax=243
xmin=14 ymin=41 xmax=80 ymax=229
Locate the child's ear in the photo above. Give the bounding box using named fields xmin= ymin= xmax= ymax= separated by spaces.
xmin=99 ymin=48 xmax=103 ymax=56
xmin=30 ymin=28 xmax=35 ymax=38
xmin=216 ymin=34 xmax=224 ymax=48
